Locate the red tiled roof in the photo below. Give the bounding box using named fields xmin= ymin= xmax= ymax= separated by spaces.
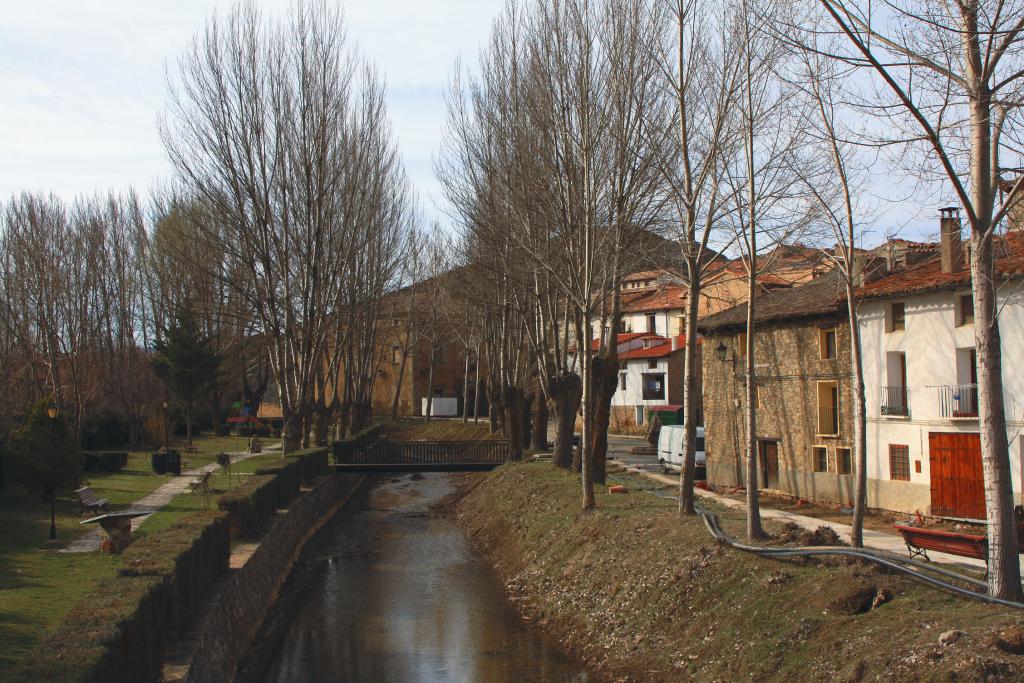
xmin=620 ymin=285 xmax=688 ymax=312
xmin=619 ymin=335 xmax=698 ymax=359
xmin=589 ymin=332 xmax=659 ymax=351
xmin=857 ymin=233 xmax=1024 ymax=299
xmin=623 ymin=269 xmax=666 ymax=282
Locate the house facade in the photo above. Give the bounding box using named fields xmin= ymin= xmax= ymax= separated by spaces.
xmin=857 ymin=216 xmax=1024 ymax=518
xmin=608 ymin=334 xmax=692 ymax=431
xmin=699 ymin=275 xmax=857 ymax=504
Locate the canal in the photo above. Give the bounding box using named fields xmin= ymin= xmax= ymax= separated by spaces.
xmin=253 ymin=473 xmax=592 ymax=682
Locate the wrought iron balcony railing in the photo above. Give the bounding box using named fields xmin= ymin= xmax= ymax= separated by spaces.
xmin=936 ymin=384 xmax=978 ymax=418
xmin=880 ymin=385 xmax=910 ymax=417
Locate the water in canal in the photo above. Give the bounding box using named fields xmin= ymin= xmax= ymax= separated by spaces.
xmin=259 ymin=473 xmax=592 ymax=682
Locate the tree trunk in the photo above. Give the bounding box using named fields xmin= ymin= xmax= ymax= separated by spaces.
xmin=424 ymin=353 xmax=435 ymax=423
xmin=679 ymin=273 xmax=701 ymax=515
xmin=390 ymin=351 xmax=409 ymax=419
xmin=580 ymin=323 xmax=596 ymax=511
xmin=848 ymin=290 xmax=868 ymax=547
xmin=314 ymin=406 xmax=331 ymax=446
xmin=550 ymin=371 xmax=581 ymax=469
xmin=350 ymin=401 xmax=371 ymax=434
xmin=972 ymin=231 xmax=1022 ymax=599
xmin=462 ymin=350 xmax=471 ymax=423
xmin=282 ymin=413 xmax=303 ymax=453
xmin=473 ymin=344 xmax=482 ymax=424
xmin=301 ymin=417 xmax=311 ymax=449
xmin=590 ymin=355 xmax=619 ymax=486
xmin=186 ymin=402 xmax=193 ymax=447
xmin=530 ymin=391 xmax=549 ymax=452
xmin=745 ymin=286 xmax=764 ymax=540
xmin=503 ymin=385 xmax=524 ymax=461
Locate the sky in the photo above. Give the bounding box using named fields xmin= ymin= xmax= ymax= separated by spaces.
xmin=0 ymin=0 xmax=504 ymax=226
xmin=0 ymin=0 xmax=940 ymax=242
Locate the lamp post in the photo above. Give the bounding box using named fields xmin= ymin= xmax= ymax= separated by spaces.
xmin=162 ymin=400 xmax=169 ymax=453
xmin=46 ymin=402 xmax=60 ymax=540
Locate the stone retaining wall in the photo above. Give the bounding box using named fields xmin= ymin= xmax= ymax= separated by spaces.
xmin=185 ymin=473 xmax=364 ymax=683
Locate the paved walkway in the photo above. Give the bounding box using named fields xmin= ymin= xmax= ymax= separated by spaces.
xmin=626 ymin=467 xmax=1013 ymax=574
xmin=60 ymin=447 xmax=275 ymax=553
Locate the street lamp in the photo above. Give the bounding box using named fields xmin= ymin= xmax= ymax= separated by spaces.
xmin=715 ymin=341 xmax=728 ymax=363
xmin=162 ymin=401 xmax=169 ymax=453
xmin=46 ymin=402 xmax=60 ymax=541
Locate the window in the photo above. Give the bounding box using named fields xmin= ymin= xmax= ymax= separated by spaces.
xmin=887 ymin=302 xmax=905 ymax=332
xmin=619 ymin=373 xmax=627 ymax=391
xmin=816 ymin=381 xmax=840 ymax=435
xmin=819 ymin=328 xmax=837 ymax=360
xmin=677 ymin=316 xmax=686 ymax=336
xmin=958 ymin=294 xmax=974 ymax=326
xmin=641 ymin=373 xmax=665 ymax=400
xmin=635 ymin=405 xmax=645 ymax=425
xmin=736 ymin=332 xmax=747 ymax=356
xmin=889 ymin=444 xmax=910 ymax=481
xmin=696 ymin=436 xmax=706 ymax=452
xmin=392 ymin=345 xmax=402 ymax=364
xmin=648 ymin=360 xmax=658 ymax=370
xmin=837 ymin=448 xmax=852 ymax=474
xmin=882 ymin=352 xmax=908 ymax=416
xmin=646 ymin=314 xmax=657 ymax=333
xmin=812 ymin=446 xmax=829 ymax=473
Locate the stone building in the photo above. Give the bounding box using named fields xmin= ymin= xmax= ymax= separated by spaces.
xmin=698 ymin=275 xmax=857 ymax=505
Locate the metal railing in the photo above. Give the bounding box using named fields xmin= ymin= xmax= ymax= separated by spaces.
xmin=880 ymin=385 xmax=910 ymax=416
xmin=817 ymin=405 xmax=839 ymax=435
xmin=937 ymin=384 xmax=978 ymax=418
xmin=333 ymin=439 xmax=510 ymax=471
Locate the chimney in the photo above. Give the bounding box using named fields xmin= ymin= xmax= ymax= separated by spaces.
xmin=1001 ymin=175 xmax=1024 ymax=231
xmin=940 ymin=207 xmax=963 ymax=273
xmin=671 ymin=335 xmax=682 ymax=352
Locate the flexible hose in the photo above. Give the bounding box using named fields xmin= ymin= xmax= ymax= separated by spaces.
xmin=608 ymin=472 xmax=1024 ymax=609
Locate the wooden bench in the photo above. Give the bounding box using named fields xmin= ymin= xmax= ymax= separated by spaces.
xmin=74 ymin=486 xmax=109 ymax=516
xmin=188 ymin=471 xmax=213 ymax=494
xmin=895 ymin=524 xmax=988 ymax=574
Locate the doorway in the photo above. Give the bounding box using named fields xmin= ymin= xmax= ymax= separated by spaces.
xmin=928 ymin=432 xmax=985 ymax=519
xmin=758 ymin=440 xmax=779 ymax=490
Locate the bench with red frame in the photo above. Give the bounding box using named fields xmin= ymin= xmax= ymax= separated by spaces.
xmin=895 ymin=524 xmax=988 ymax=575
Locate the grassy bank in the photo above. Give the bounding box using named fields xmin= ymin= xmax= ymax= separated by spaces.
xmin=454 ymin=462 xmax=1024 ymax=682
xmin=378 ymin=417 xmax=502 ymax=441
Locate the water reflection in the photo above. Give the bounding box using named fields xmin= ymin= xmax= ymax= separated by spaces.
xmin=264 ymin=474 xmax=591 ymax=683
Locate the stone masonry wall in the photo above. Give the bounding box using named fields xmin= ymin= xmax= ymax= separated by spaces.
xmin=702 ymin=316 xmax=855 ymax=505
xmin=185 ymin=473 xmax=364 ymax=683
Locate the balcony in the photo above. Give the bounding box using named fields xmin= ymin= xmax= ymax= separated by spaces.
xmin=937 ymin=384 xmax=978 ymax=418
xmin=880 ymin=385 xmax=909 ymax=417
xmin=817 ymin=405 xmax=839 ymax=436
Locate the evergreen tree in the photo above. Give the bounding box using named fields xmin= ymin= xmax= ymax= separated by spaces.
xmin=152 ymin=305 xmax=222 ymax=447
xmin=9 ymin=399 xmax=81 ymax=499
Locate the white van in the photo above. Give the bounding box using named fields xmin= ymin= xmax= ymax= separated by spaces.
xmin=657 ymin=425 xmax=705 ymax=470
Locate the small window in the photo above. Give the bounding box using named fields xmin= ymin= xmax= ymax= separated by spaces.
xmin=646 ymin=314 xmax=657 ymax=333
xmin=812 ymin=446 xmax=828 ymax=473
xmin=889 ymin=444 xmax=910 ymax=481
xmin=648 ymin=360 xmax=658 ymax=370
xmin=619 ymin=373 xmax=627 ymax=391
xmin=677 ymin=316 xmax=686 ymax=336
xmin=958 ymin=294 xmax=974 ymax=326
xmin=736 ymin=332 xmax=747 ymax=356
xmin=641 ymin=373 xmax=665 ymax=400
xmin=888 ymin=302 xmax=905 ymax=332
xmin=837 ymin=448 xmax=852 ymax=474
xmin=696 ymin=436 xmax=705 ymax=452
xmin=819 ymin=328 xmax=837 ymax=360
xmin=392 ymin=345 xmax=402 ymax=364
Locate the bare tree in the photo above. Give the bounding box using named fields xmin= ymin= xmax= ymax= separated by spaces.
xmin=808 ymin=0 xmax=1024 ymax=601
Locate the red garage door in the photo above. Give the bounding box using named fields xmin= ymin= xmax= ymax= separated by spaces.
xmin=928 ymin=432 xmax=985 ymax=520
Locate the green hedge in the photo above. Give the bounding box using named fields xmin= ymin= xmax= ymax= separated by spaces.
xmin=331 ymin=424 xmax=383 ymax=464
xmin=217 ymin=475 xmax=279 ymax=538
xmin=285 ymin=446 xmax=330 ymax=483
xmin=9 ymin=511 xmax=230 ymax=683
xmin=82 ymin=451 xmax=128 ymax=473
xmin=254 ymin=460 xmax=301 ymax=508
xmin=120 ymin=511 xmax=230 ymax=640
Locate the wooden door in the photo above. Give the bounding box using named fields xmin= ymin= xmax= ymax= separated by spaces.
xmin=759 ymin=441 xmax=779 ymax=490
xmin=928 ymin=432 xmax=985 ymax=519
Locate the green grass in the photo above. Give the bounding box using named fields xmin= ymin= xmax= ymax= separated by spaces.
xmin=0 ymin=433 xmax=258 ymax=676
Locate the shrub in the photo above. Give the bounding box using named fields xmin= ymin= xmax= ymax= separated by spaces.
xmin=217 ymin=475 xmax=278 ymax=537
xmin=331 ymin=424 xmax=383 ymax=464
xmin=285 ymin=446 xmax=330 ymax=483
xmin=82 ymin=451 xmax=129 ymax=473
xmin=254 ymin=460 xmax=301 ymax=508
xmin=238 ymin=425 xmax=271 ymax=438
xmin=80 ymin=410 xmax=129 ymax=450
xmin=151 ymin=451 xmax=168 ymax=475
xmin=7 ymin=399 xmax=82 ymax=496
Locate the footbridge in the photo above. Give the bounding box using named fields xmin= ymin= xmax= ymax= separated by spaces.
xmin=333 ymin=439 xmax=509 ymax=473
